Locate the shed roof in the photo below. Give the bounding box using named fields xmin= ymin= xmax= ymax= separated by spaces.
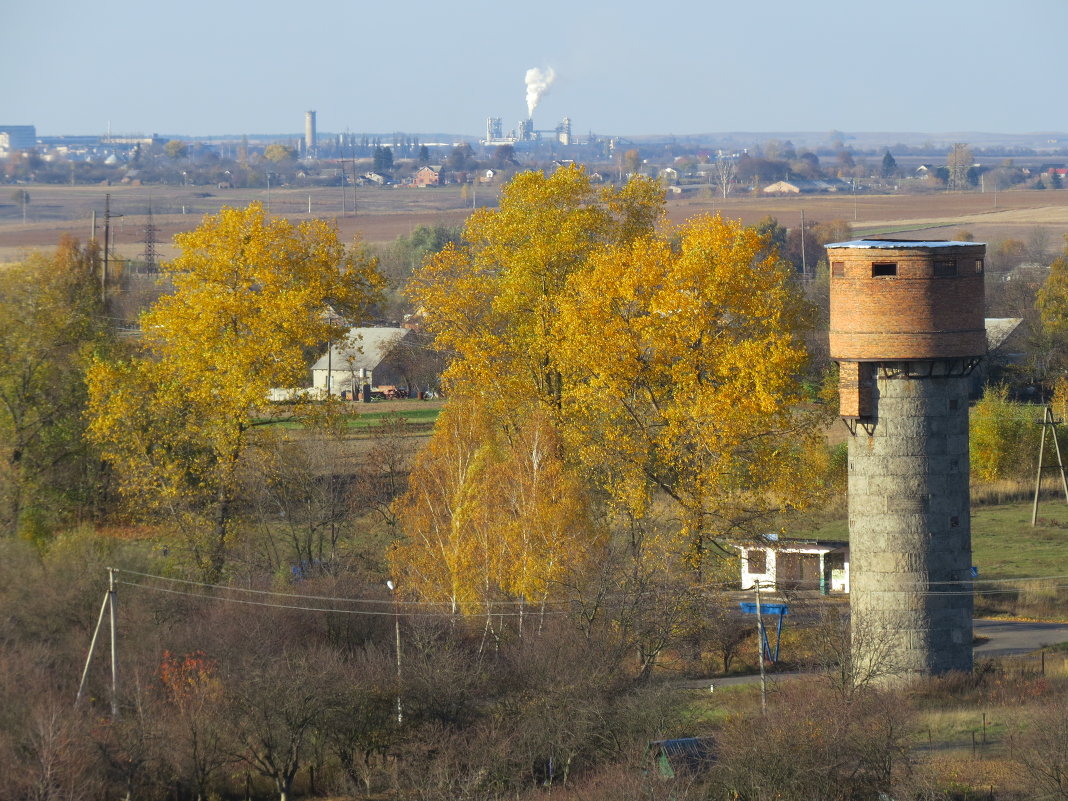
xmin=729 ymin=538 xmax=849 ymax=551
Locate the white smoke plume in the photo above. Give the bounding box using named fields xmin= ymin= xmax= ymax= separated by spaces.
xmin=525 ymin=67 xmax=555 ymax=119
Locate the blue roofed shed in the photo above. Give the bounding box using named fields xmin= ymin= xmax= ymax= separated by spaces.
xmin=647 ymin=737 xmax=715 ymax=779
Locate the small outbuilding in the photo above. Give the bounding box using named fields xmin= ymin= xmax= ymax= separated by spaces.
xmin=733 ymin=538 xmax=850 ymax=593
xmin=647 ymin=738 xmax=715 ymax=779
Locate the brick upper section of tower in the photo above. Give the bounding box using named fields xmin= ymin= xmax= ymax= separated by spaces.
xmin=826 ymin=240 xmax=987 ymax=362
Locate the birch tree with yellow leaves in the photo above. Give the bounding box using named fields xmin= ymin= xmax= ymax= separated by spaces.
xmin=389 ymin=397 xmax=597 ymax=629
xmin=388 ymin=396 xmax=494 ymax=614
xmin=86 ymin=203 xmax=383 ymax=578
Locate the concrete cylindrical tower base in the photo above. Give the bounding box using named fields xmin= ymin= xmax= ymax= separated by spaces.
xmin=848 ymin=367 xmax=973 ymax=682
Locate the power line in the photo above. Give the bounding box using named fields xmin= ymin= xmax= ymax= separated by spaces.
xmin=113 ymin=567 xmax=574 ymax=608
xmin=111 ymin=567 xmax=1068 ymax=620
xmin=117 ymin=580 xmax=569 ymax=618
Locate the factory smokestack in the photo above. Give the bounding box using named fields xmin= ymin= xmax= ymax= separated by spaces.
xmin=525 ymin=67 xmax=555 ymax=118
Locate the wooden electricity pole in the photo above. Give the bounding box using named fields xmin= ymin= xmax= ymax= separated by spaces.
xmin=754 ymin=580 xmax=767 ymax=714
xmin=1031 ymin=405 xmax=1068 ymax=526
xmin=76 ymin=567 xmax=119 ymax=718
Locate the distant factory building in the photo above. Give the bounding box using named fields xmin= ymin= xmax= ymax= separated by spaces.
xmin=556 ymin=116 xmax=572 ymax=146
xmin=0 ymin=125 xmax=37 ymax=157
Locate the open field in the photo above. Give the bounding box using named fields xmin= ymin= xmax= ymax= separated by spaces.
xmin=0 ymin=183 xmax=481 ymax=262
xmin=794 ymin=498 xmax=1068 ymax=583
xmin=667 ymin=188 xmax=1068 ymax=244
xmin=3 ymin=183 xmax=1068 ymax=263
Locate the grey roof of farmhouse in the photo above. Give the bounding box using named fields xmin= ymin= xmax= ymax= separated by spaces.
xmin=985 ymin=317 xmax=1024 ymax=351
xmin=310 ymin=327 xmax=409 ymax=372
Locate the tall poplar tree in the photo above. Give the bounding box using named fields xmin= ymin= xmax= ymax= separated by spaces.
xmin=0 ymin=237 xmax=110 ymax=535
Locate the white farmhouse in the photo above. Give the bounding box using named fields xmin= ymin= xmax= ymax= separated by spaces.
xmin=310 ymin=327 xmax=410 ymax=398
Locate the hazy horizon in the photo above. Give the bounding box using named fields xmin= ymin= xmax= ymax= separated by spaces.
xmin=5 ymin=0 xmax=1066 ymax=139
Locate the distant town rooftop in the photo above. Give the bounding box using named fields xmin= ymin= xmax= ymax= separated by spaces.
xmin=826 ymin=239 xmax=985 ymax=249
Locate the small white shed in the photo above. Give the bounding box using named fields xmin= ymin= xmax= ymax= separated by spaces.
xmin=733 ymin=538 xmax=850 ymax=594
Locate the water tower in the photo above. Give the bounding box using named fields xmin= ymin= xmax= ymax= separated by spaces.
xmin=826 ymin=239 xmax=986 ymax=681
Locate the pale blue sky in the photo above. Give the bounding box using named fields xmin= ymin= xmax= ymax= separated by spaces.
xmin=4 ymin=0 xmax=1065 ymax=138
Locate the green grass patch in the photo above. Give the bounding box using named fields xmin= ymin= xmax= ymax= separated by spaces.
xmin=257 ymin=406 xmax=441 ymax=431
xmin=792 ymin=499 xmax=1068 ymax=580
xmin=679 ymin=683 xmax=759 ymax=726
xmin=971 ymin=501 xmax=1068 ymax=579
xmin=791 ymin=517 xmax=848 ymax=542
xmin=346 ymin=408 xmax=441 ymax=427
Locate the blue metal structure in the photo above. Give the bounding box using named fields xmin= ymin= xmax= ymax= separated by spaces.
xmin=739 ymin=602 xmax=788 ymax=662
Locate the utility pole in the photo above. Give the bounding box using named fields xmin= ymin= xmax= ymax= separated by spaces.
xmin=800 ymin=209 xmax=808 ymax=278
xmin=754 ymin=580 xmax=767 ymax=714
xmin=76 ymin=588 xmax=112 ymax=706
xmin=102 ymin=194 xmax=111 ymax=305
xmin=1031 ymin=405 xmax=1068 ymax=525
xmin=75 ymin=567 xmax=120 ymax=719
xmin=386 ymin=580 xmax=403 ymax=724
xmin=108 ymin=567 xmax=119 ymax=718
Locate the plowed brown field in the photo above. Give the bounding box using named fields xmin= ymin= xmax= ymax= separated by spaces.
xmin=3 ymin=183 xmax=1068 ymax=263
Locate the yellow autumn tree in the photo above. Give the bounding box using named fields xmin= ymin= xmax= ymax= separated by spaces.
xmin=969 ymin=383 xmax=1036 ymax=484
xmin=388 ymin=396 xmax=495 ymax=614
xmin=393 ymin=167 xmax=658 ymax=607
xmin=1036 ymin=238 xmax=1068 ymax=377
xmin=86 ymin=203 xmax=383 ymax=578
xmin=486 ymin=409 xmax=597 ymax=629
xmin=389 ymin=396 xmax=598 ymax=621
xmin=0 ymin=237 xmax=110 ymax=536
xmin=407 ymin=164 xmax=663 ymax=418
xmin=395 ymin=167 xmax=821 ymax=601
xmin=556 ymin=214 xmax=823 ymax=570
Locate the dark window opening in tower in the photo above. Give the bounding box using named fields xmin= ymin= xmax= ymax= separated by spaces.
xmin=872 ymin=262 xmax=897 ymax=277
xmin=934 ymin=260 xmax=957 ymax=277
